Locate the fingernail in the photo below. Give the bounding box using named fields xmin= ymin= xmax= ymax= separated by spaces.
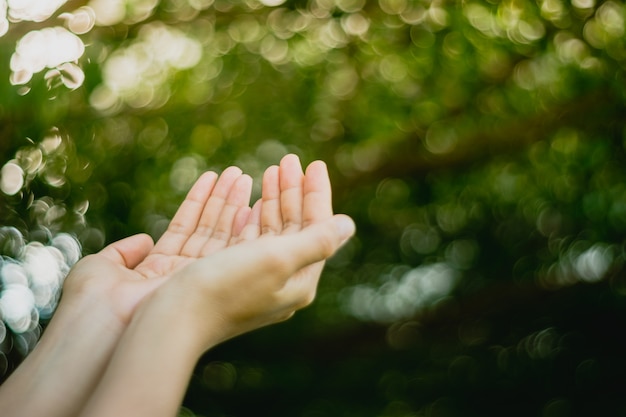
xmin=334 ymin=215 xmax=356 ymax=241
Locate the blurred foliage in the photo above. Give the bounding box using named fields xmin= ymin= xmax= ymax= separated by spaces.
xmin=2 ymin=0 xmax=626 ymax=415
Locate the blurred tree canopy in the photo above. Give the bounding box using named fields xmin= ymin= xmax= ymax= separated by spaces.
xmin=2 ymin=0 xmax=626 ymax=415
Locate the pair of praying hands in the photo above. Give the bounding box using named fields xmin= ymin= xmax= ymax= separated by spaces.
xmin=0 ymin=155 xmax=355 ymax=417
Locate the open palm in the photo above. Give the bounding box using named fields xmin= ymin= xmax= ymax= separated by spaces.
xmin=0 ymin=154 xmax=347 ymax=417
xmin=62 ymin=154 xmax=333 ymax=328
xmin=154 ymin=154 xmax=338 ymax=347
xmin=63 ymin=165 xmax=254 ymax=325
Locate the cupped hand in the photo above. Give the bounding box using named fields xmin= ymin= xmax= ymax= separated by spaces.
xmin=63 ymin=166 xmax=254 ymax=326
xmin=162 ymin=154 xmax=356 ymax=348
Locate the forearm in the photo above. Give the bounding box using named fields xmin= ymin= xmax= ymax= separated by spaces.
xmin=78 ymin=213 xmax=355 ymax=417
xmin=0 ymin=299 xmax=125 ymax=417
xmin=78 ymin=290 xmax=208 ymax=417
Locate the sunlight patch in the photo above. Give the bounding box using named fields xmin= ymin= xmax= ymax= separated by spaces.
xmin=6 ymin=0 xmax=67 ymax=22
xmin=342 ymin=263 xmax=458 ymax=323
xmin=10 ymin=27 xmax=85 ymax=88
xmin=0 ymin=228 xmax=82 ymax=355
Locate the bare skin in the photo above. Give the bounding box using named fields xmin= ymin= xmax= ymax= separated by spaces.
xmin=0 ymin=154 xmax=355 ymax=417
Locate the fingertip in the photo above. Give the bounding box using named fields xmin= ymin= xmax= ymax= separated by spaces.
xmin=222 ymin=166 xmax=243 ymax=177
xmin=302 ymin=160 xmax=333 ymax=224
xmin=100 ymin=233 xmax=155 ymax=268
xmin=233 ymin=173 xmax=253 ymax=195
xmin=187 ymin=171 xmax=218 ymax=199
xmin=332 ymin=214 xmax=356 ymax=243
xmin=304 ymin=161 xmax=331 ymax=190
xmin=280 ymin=153 xmax=303 ymax=170
xmin=280 ymin=153 xmax=300 ymax=163
xmin=305 ymin=160 xmax=328 ymax=175
xmin=112 ymin=233 xmax=155 ymax=250
xmin=264 ymin=164 xmax=279 ymax=174
xmin=135 ymin=232 xmax=156 ymax=245
xmin=197 ymin=171 xmax=218 ymax=183
xmin=211 ymin=165 xmax=244 ymax=199
xmin=278 ymin=214 xmax=354 ymax=268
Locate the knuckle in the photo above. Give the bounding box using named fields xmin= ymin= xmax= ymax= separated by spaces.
xmin=210 ymin=229 xmax=230 ymax=242
xmin=281 ymin=220 xmax=300 ymax=233
xmin=167 ymin=220 xmax=187 ymax=234
xmin=195 ymin=224 xmax=213 ymax=235
xmin=262 ymin=249 xmax=292 ymax=275
xmin=295 ymin=290 xmax=316 ymax=309
xmin=276 ymin=310 xmax=295 ymax=323
xmin=261 ymin=224 xmax=278 ymax=236
xmin=316 ymin=227 xmax=338 ymax=259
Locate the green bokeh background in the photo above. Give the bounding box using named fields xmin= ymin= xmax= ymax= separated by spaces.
xmin=2 ymin=0 xmax=626 ymax=415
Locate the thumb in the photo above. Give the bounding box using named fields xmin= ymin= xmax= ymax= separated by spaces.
xmin=277 ymin=214 xmax=356 ymax=269
xmin=331 ymin=214 xmax=357 ymax=245
xmin=182 ymin=214 xmax=355 ymax=283
xmin=98 ymin=234 xmax=155 ymax=268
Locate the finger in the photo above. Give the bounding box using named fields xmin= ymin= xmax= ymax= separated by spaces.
xmin=234 ymin=199 xmax=262 ymax=243
xmin=181 ymin=166 xmax=243 ymax=257
xmin=268 ymin=215 xmax=354 ymax=308
xmin=200 ymin=174 xmax=252 ymax=256
xmin=152 ymin=171 xmax=218 ymax=255
xmin=279 ymin=154 xmax=304 ymax=234
xmin=177 ymin=214 xmax=355 ymax=338
xmin=191 ymin=214 xmax=355 ymax=289
xmin=231 ymin=206 xmax=252 ymax=239
xmin=260 ymin=165 xmax=282 ymax=236
xmin=302 ymin=160 xmax=333 ymax=228
xmin=99 ymin=234 xmax=154 ymax=268
xmin=276 ymin=214 xmax=355 ymax=276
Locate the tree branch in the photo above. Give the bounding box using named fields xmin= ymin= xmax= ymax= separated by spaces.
xmin=336 ymin=88 xmax=624 ymax=192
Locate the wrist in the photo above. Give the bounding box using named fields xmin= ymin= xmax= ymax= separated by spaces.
xmin=135 ymin=282 xmax=217 ymax=357
xmin=0 ymin=293 xmax=127 ymax=417
xmin=44 ymin=292 xmax=127 ymax=348
xmin=77 ymin=287 xmax=209 ymax=417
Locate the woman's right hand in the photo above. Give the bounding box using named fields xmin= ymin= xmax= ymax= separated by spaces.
xmin=146 ymin=154 xmax=356 ymax=351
